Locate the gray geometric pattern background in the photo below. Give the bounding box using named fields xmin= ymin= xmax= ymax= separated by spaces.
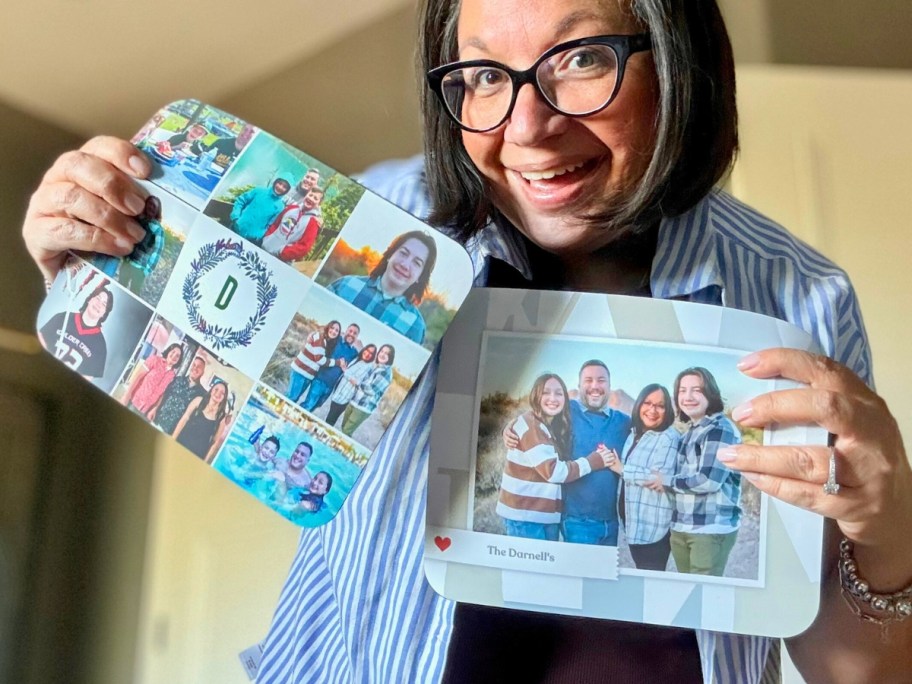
xmin=426 ymin=288 xmax=827 ymax=637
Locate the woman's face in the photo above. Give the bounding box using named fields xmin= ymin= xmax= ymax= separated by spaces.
xmin=85 ymin=291 xmax=110 ymax=321
xmin=260 ymin=440 xmax=278 ymax=461
xmin=377 ymin=346 xmax=392 ymax=365
xmin=165 ymin=346 xmax=182 ymax=367
xmin=639 ymin=388 xmax=666 ymax=430
xmin=327 ymin=322 xmax=341 ymax=339
xmin=456 ymin=0 xmax=658 ymax=257
xmin=361 ymin=346 xmax=376 ymax=362
xmin=677 ymin=374 xmax=708 ymax=422
xmin=311 ymin=473 xmax=330 ymax=496
xmin=211 ymin=382 xmax=227 ymax=405
xmin=539 ymin=377 xmax=566 ymax=418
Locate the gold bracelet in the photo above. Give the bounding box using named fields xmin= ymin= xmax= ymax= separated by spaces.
xmin=839 ymin=538 xmax=912 ymax=626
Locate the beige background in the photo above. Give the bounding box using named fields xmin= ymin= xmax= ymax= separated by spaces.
xmin=1 ymin=2 xmax=910 ymax=683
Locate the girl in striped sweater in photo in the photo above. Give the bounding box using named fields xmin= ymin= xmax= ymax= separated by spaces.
xmin=496 ymin=373 xmax=613 ymax=541
xmin=287 ymin=320 xmax=341 ymax=404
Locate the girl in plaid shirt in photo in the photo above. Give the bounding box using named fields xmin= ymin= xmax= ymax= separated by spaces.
xmin=666 ymin=367 xmax=743 ymax=577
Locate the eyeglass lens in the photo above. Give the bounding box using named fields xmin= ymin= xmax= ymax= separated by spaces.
xmin=439 ymin=43 xmax=620 ymax=131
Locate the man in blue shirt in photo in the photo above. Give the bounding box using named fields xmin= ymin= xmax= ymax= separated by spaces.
xmin=561 ymin=360 xmax=631 ymax=546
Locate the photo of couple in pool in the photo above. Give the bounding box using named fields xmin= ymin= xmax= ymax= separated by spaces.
xmin=471 ymin=332 xmax=770 ymax=583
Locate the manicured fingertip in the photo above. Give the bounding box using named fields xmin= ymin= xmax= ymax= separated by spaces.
xmin=731 ymin=402 xmax=753 ymax=422
xmin=128 ymin=153 xmax=151 ymax=177
xmin=737 ymin=352 xmax=761 ymax=372
xmin=125 ymin=219 xmax=146 ymax=242
xmin=114 ymin=236 xmax=135 ymax=252
xmin=125 ymin=192 xmax=146 ymax=215
xmin=742 ymin=472 xmax=764 ymax=485
xmin=717 ymin=446 xmax=738 ymax=463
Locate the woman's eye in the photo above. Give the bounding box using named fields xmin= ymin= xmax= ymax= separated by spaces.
xmin=554 ymin=47 xmax=615 ymax=76
xmin=469 ymin=68 xmax=507 ymax=90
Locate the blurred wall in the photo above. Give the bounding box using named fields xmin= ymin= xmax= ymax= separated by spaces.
xmin=0 ymin=100 xmax=156 ymax=684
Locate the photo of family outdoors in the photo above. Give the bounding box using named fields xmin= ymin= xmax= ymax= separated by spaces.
xmin=473 ymin=333 xmax=768 ymax=583
xmin=202 ymin=133 xmax=366 ymax=278
xmin=261 ymin=286 xmax=429 ymax=452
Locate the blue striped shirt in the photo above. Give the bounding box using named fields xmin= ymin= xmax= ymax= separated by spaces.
xmin=256 ymin=156 xmax=873 ymax=684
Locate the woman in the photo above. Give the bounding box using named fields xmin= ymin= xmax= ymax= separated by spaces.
xmin=340 ymin=343 xmax=395 ymax=437
xmin=20 ymin=1 xmax=912 ymax=680
xmin=497 ymin=373 xmax=608 ymax=541
xmin=666 ymin=368 xmax=742 ymax=577
xmin=120 ymin=342 xmax=184 ymax=418
xmin=172 ymin=379 xmax=231 ymax=462
xmin=118 ymin=195 xmax=164 ymax=294
xmin=37 ymin=282 xmax=113 ymax=380
xmin=287 ymin=320 xmax=340 ymax=403
xmin=604 ymin=383 xmax=678 ymax=571
xmin=324 ymin=343 xmax=377 ymax=427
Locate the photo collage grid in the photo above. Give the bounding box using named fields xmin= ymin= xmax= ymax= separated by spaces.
xmin=36 ymin=99 xmax=473 ymax=526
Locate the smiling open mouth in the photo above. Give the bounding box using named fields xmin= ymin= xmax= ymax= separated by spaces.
xmin=518 ymin=158 xmax=599 ymax=183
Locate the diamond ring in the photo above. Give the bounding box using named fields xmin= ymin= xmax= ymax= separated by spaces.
xmin=823 ymin=446 xmax=841 ymax=495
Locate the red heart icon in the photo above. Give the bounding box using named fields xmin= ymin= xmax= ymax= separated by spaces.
xmin=434 ymin=536 xmax=452 ymax=552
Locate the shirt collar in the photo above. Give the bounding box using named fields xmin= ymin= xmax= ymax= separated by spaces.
xmin=471 ymin=191 xmax=726 ymax=303
xmin=366 ymin=276 xmax=409 ymax=305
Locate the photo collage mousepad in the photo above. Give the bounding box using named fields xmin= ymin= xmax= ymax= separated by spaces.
xmin=36 ymin=99 xmax=474 ymax=527
xmin=427 ymin=289 xmax=828 ymax=637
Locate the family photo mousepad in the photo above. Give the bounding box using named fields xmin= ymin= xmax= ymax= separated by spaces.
xmin=426 ymin=289 xmax=828 ymax=637
xmin=36 ymin=99 xmax=474 ymax=527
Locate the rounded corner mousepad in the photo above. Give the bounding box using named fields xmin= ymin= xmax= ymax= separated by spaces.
xmin=427 ymin=288 xmax=827 ymax=638
xmin=36 ymin=98 xmax=475 ymax=527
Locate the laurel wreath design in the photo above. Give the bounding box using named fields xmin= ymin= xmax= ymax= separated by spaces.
xmin=182 ymin=238 xmax=278 ymax=350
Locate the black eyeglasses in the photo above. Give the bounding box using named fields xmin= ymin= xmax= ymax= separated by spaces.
xmin=427 ymin=33 xmax=652 ymax=133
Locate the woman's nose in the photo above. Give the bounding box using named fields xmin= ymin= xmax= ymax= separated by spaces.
xmin=502 ymin=83 xmax=568 ymax=146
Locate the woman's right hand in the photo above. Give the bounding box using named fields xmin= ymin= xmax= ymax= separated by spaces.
xmin=23 ymin=136 xmax=152 ymax=281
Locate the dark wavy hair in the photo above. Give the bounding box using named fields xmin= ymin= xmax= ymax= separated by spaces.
xmin=417 ymin=0 xmax=738 ymax=243
xmin=528 ymin=373 xmax=572 ymax=461
xmin=79 ymin=283 xmax=114 ymax=324
xmin=322 ymin=320 xmax=342 ymax=358
xmin=161 ymin=342 xmax=185 ymax=368
xmin=673 ymin=367 xmax=725 ymax=422
xmin=630 ymin=383 xmax=674 ymax=436
xmin=369 ymin=230 xmax=438 ymax=303
xmin=377 ymin=343 xmax=396 ymax=366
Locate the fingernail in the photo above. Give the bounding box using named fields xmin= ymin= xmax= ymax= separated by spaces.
xmin=114 ymin=236 xmax=134 ymax=252
xmin=742 ymin=472 xmax=763 ymax=484
xmin=737 ymin=353 xmax=760 ymax=371
xmin=731 ymin=402 xmax=753 ymax=422
xmin=125 ymin=193 xmax=145 ymax=215
xmin=126 ymin=219 xmax=146 ymax=241
xmin=128 ymin=154 xmax=151 ymax=176
xmin=717 ymin=447 xmax=737 ymax=463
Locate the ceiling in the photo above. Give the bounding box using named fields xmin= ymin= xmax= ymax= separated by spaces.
xmin=0 ymin=0 xmax=413 ymax=137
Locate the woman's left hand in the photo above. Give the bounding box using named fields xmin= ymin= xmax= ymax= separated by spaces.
xmin=719 ymin=348 xmax=912 ymax=579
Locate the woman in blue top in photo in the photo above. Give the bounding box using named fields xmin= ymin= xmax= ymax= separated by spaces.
xmin=604 ymin=383 xmax=679 ymax=571
xmin=21 ymin=0 xmax=912 ymax=679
